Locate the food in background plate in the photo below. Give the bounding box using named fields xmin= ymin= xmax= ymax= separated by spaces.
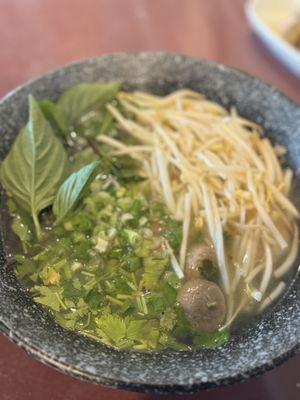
xmin=285 ymin=16 xmax=300 ymax=49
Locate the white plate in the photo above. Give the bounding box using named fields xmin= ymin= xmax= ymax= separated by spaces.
xmin=245 ymin=0 xmax=300 ymax=76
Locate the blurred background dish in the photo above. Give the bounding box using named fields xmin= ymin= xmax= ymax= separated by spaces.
xmin=246 ymin=0 xmax=300 ymax=76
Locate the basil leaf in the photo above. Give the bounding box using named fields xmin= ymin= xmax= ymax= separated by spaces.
xmin=0 ymin=95 xmax=68 ymax=239
xmin=39 ymin=99 xmax=68 ymax=136
xmin=75 ymin=107 xmax=117 ymax=139
xmin=99 ymin=109 xmax=115 ymax=135
xmin=53 ymin=161 xmax=100 ymax=222
xmin=58 ymin=82 xmax=120 ymax=125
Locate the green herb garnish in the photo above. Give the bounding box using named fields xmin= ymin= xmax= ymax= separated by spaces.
xmin=53 ymin=161 xmax=100 ymax=222
xmin=0 ymin=95 xmax=67 ymax=239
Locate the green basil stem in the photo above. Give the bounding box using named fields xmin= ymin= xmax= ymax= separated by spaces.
xmin=85 ymin=138 xmax=120 ymax=176
xmin=32 ymin=211 xmax=42 ymax=240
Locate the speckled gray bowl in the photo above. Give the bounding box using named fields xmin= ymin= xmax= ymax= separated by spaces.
xmin=0 ymin=53 xmax=299 ymax=394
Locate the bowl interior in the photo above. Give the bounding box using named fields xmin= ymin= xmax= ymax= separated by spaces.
xmin=0 ymin=53 xmax=299 ymax=393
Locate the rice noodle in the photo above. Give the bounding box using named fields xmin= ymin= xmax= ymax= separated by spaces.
xmin=155 ymin=146 xmax=176 ymax=213
xmin=246 ymin=165 xmax=287 ymax=249
xmin=283 ymin=169 xmax=293 ymax=196
xmin=263 ymin=138 xmax=283 ymax=183
xmin=99 ymin=89 xmax=299 ymax=326
xmin=221 ymin=297 xmax=248 ymax=330
xmin=259 ymin=241 xmax=273 ymax=295
xmin=245 ymin=262 xmax=264 ymax=283
xmin=259 ymin=281 xmax=286 ymax=312
xmin=211 ymin=190 xmax=230 ymax=294
xmin=164 ymin=240 xmax=184 ymax=279
xmin=180 ymin=193 xmax=191 ymax=270
xmin=274 ymin=224 xmax=299 ymax=278
xmin=113 ymin=145 xmax=154 ymax=156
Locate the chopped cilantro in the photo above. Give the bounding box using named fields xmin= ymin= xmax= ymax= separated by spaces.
xmin=193 ymin=329 xmax=230 ymax=349
xmin=33 ymin=286 xmax=63 ymax=312
xmin=142 ymin=256 xmax=169 ymax=290
xmin=95 ymin=314 xmax=126 ymax=345
xmin=160 ymin=308 xmax=177 ymax=331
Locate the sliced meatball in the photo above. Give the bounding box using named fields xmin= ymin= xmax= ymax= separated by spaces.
xmin=185 ymin=244 xmax=217 ymax=280
xmin=178 ymin=278 xmax=226 ymax=332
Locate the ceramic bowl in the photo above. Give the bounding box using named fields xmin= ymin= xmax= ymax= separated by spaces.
xmin=0 ymin=53 xmax=299 ymax=394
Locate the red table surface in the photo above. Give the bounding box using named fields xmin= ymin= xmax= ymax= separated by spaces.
xmin=0 ymin=1 xmax=299 ymax=399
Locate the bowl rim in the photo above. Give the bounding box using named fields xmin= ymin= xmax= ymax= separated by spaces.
xmin=0 ymin=317 xmax=299 ymax=393
xmin=0 ymin=51 xmax=299 ymax=394
xmin=1 ymin=50 xmax=300 ymax=108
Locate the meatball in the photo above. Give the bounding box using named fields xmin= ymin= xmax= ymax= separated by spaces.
xmin=178 ymin=278 xmax=226 ymax=332
xmin=185 ymin=244 xmax=217 ymax=280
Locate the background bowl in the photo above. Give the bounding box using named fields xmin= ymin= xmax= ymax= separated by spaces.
xmin=0 ymin=52 xmax=299 ymax=394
